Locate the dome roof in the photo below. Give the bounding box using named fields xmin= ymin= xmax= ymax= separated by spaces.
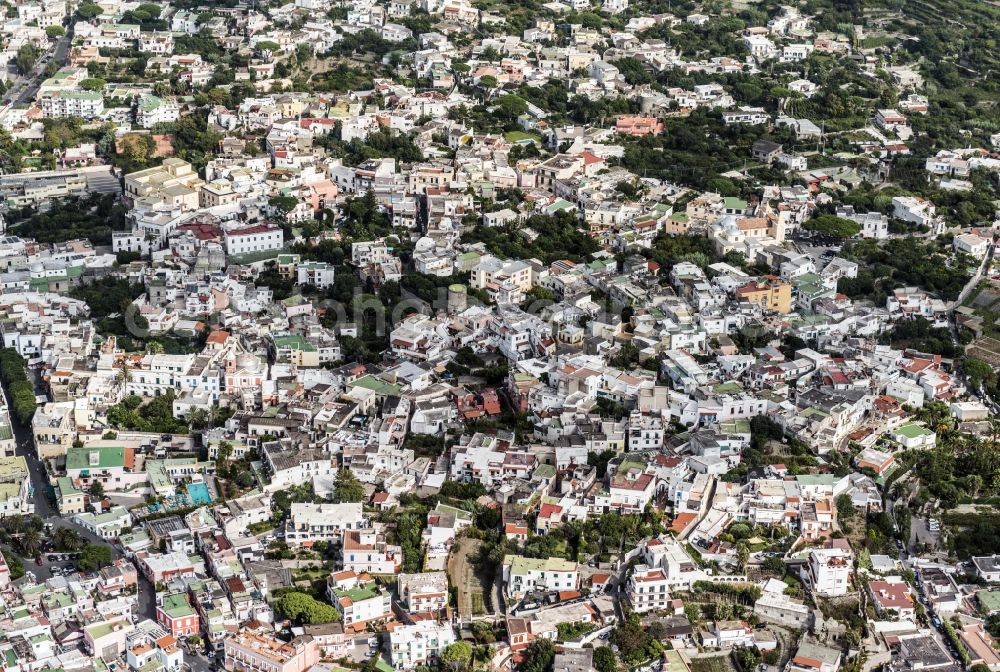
xmin=236 ymin=353 xmax=259 ymax=370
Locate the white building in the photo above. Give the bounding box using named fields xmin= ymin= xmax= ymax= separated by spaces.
xmin=972 ymin=555 xmax=1000 ymax=582
xmin=954 ymin=233 xmax=989 ymax=258
xmin=397 ymin=572 xmax=449 ymax=614
xmin=722 ymin=106 xmax=769 ymax=125
xmin=297 ymin=261 xmax=336 ymax=289
xmin=224 ymin=225 xmax=284 ymax=256
xmin=342 ymin=529 xmax=402 ymax=575
xmin=502 ymin=555 xmax=579 ymax=599
xmin=284 ymin=503 xmax=366 ymax=546
xmin=326 ymin=571 xmax=392 ymax=628
xmin=804 ymin=548 xmax=851 ymax=597
xmin=0 ymin=456 xmax=33 ymax=518
xmin=626 ymin=564 xmax=673 ymax=613
xmin=891 ymin=196 xmax=936 ymax=229
xmin=389 ymin=621 xmax=457 ymax=670
xmin=40 ymin=91 xmax=105 ymax=119
xmin=754 ymin=588 xmax=810 ymax=628
xmin=137 ymin=96 xmax=180 ymax=129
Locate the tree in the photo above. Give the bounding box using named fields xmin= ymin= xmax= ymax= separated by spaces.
xmin=187 ymin=408 xmax=210 ymax=431
xmin=965 ymin=358 xmax=993 ymax=388
xmin=684 ymin=601 xmax=701 ymax=625
xmin=116 ymin=134 xmax=155 ymax=173
xmin=610 ymin=616 xmax=651 ymax=665
xmin=76 ymin=543 xmax=113 ymax=571
xmin=15 ymin=44 xmax=39 ymax=75
xmin=714 ymin=600 xmax=733 ymax=621
xmin=593 ymin=647 xmax=616 ymax=672
xmin=1 ymin=551 xmax=24 ymax=580
xmin=0 ymin=348 xmax=36 ymax=424
xmin=18 ymin=528 xmax=42 ymax=557
xmin=79 ymin=78 xmax=107 ymax=91
xmin=3 ymin=514 xmax=25 ymax=535
xmin=45 ymin=25 xmax=65 ymax=38
xmin=269 ymin=195 xmax=299 ymax=217
xmin=803 ymin=214 xmax=861 ymax=238
xmin=763 ymin=556 xmax=786 ymax=574
xmin=520 ymin=639 xmax=554 ymax=672
xmin=836 ymin=493 xmax=856 ymax=522
xmin=277 ymin=592 xmax=341 ymax=624
xmin=333 ymin=469 xmax=365 ymax=503
xmin=736 ymin=542 xmax=750 ymax=571
xmin=76 ymin=1 xmax=101 ymax=18
xmin=440 ymin=642 xmax=473 ymax=672
xmin=733 ymin=647 xmax=762 ymax=671
xmin=88 ymin=480 xmax=106 ymax=499
xmin=53 ymin=527 xmax=84 ymax=552
xmin=135 ymin=3 xmax=161 ymax=17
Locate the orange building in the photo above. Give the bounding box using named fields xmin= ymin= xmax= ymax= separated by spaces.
xmin=735 ymin=275 xmax=793 ymax=314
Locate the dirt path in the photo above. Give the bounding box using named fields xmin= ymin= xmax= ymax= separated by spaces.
xmin=448 ymin=537 xmax=485 ymax=618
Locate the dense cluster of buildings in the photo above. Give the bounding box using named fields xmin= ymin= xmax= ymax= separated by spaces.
xmin=1 ymin=0 xmax=1000 ymax=671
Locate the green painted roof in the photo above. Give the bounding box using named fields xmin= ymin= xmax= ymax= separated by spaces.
xmin=795 ymin=474 xmax=841 ymax=486
xmin=896 ymin=424 xmax=933 ymax=439
xmin=350 ymin=374 xmax=401 ymax=397
xmin=66 ymin=446 xmax=126 ymax=471
xmin=273 ymin=334 xmax=317 ymax=352
xmin=160 ymin=593 xmax=195 ymax=618
xmin=979 ymin=589 xmax=1000 ymax=612
xmin=138 ymin=95 xmax=166 ymax=111
xmin=336 ymin=584 xmax=380 ymax=602
xmin=534 ymin=464 xmax=556 ymax=479
xmin=57 ymin=476 xmax=82 ymax=496
xmin=794 ymin=272 xmax=827 ymax=296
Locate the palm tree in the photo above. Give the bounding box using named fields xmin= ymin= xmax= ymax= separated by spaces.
xmin=187 ymin=408 xmax=209 ymax=430
xmin=736 ymin=541 xmax=750 ymax=572
xmin=116 ymin=362 xmax=132 ymax=384
xmin=4 ymin=514 xmax=24 ymax=535
xmin=967 ymin=474 xmax=984 ymax=498
xmin=146 ymin=341 xmax=164 ymax=355
xmin=18 ymin=528 xmax=43 ymax=557
xmin=54 ymin=527 xmax=83 ymax=552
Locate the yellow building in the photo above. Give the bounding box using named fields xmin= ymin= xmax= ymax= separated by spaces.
xmin=124 ymin=158 xmax=204 ymax=211
xmin=272 ymin=334 xmax=320 ymax=368
xmin=735 ymin=276 xmax=792 ymax=314
xmin=57 ymin=477 xmax=87 ymax=515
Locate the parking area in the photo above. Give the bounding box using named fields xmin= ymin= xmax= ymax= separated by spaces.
xmin=910 ymin=516 xmax=941 ymax=550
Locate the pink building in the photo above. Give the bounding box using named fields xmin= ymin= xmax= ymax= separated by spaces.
xmin=616 ymin=115 xmax=664 ymax=136
xmin=224 ymin=632 xmax=320 ymax=672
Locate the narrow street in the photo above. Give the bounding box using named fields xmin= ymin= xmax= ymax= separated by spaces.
xmin=2 ymin=28 xmax=73 ymax=107
xmin=2 ymin=374 xmax=158 ymax=622
xmin=7 ymin=373 xmax=56 ymax=518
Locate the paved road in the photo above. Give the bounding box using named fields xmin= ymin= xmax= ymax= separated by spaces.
xmin=948 ymin=240 xmax=1000 ymax=415
xmin=3 ymin=373 xmax=158 ymax=621
xmin=2 ymin=29 xmax=72 ymax=107
xmin=8 ymin=373 xmax=56 ymax=518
